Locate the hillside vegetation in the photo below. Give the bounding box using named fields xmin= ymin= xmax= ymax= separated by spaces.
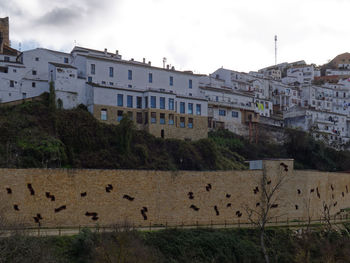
xmin=1 ymin=94 xmax=350 ymax=171
xmin=2 ymin=227 xmax=350 ymax=262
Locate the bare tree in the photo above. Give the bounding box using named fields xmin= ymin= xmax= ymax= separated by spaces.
xmin=244 ymin=161 xmax=288 ymax=263
xmin=294 ymin=193 xmax=315 ymax=263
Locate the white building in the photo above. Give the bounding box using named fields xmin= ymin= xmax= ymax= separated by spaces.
xmin=284 ymin=106 xmax=349 ymax=147
xmin=300 ymin=85 xmax=333 ymax=112
xmin=69 ymin=46 xmax=208 ymax=140
xmin=284 ymin=65 xmax=319 ymax=86
xmin=0 ymin=48 xmax=79 ymax=105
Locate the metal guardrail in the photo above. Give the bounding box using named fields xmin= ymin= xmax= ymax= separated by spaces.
xmin=2 ymin=215 xmax=350 ymax=237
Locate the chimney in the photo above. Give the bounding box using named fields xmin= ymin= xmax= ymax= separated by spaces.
xmin=171 ymin=66 xmax=175 ymax=71
xmin=104 ymin=48 xmax=107 ymax=55
xmin=143 ymin=58 xmax=146 ymax=63
xmin=116 ymin=50 xmax=119 ymax=55
xmin=166 ymin=64 xmax=170 ymax=70
xmin=130 ymin=58 xmax=134 ymax=61
xmin=148 ymin=61 xmax=151 ymax=66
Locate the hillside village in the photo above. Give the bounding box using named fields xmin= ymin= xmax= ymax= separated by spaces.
xmin=2 ymin=17 xmax=350 ymax=148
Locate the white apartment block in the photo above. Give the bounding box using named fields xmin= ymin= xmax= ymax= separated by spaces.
xmin=326 ymin=69 xmax=350 ymax=76
xmin=284 ymin=106 xmax=349 ymax=146
xmin=270 ymin=81 xmax=300 ymax=111
xmin=283 ymin=65 xmax=320 ymax=86
xmin=0 ymin=48 xmax=76 ymax=104
xmin=300 ymin=85 xmax=333 ymax=112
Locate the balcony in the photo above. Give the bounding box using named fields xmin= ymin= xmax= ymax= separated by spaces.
xmin=208 ymin=98 xmax=254 ymax=110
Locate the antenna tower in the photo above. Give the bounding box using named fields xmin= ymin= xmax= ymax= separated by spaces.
xmin=274 ymin=35 xmax=277 ymax=66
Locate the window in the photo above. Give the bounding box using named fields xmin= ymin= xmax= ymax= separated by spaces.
xmin=169 ymin=114 xmax=174 ymax=125
xmin=145 ymin=96 xmax=148 ymax=108
xmin=169 ymin=76 xmax=173 ymax=86
xmin=188 ymin=103 xmax=193 ymax=114
xmin=189 ymin=79 xmax=192 ymax=89
xmin=151 ymin=112 xmax=157 ymax=123
xmin=160 ymin=97 xmax=165 ymax=109
xmin=137 ymin=96 xmax=142 ymax=109
xmin=109 ymin=67 xmax=114 ymax=77
xmin=32 ymin=82 xmax=36 ymax=88
xmin=151 ymin=96 xmax=156 ymax=108
xmin=88 ymin=76 xmax=92 ymax=83
xmin=91 ymin=64 xmax=95 ymax=75
xmin=136 ymin=112 xmax=142 ymax=124
xmin=180 ymin=102 xmax=185 ymax=113
xmin=13 ymin=69 xmax=16 ymax=73
xmin=101 ymin=109 xmax=107 ymax=121
xmin=35 ymin=57 xmax=39 ymax=61
xmin=232 ymin=111 xmax=239 ymax=118
xmin=9 ymin=80 xmax=14 ymax=87
xmin=169 ymin=98 xmax=174 ymax=110
xmin=219 ymin=109 xmax=226 ymax=116
xmin=180 ymin=117 xmax=185 ymax=128
xmin=216 ymin=96 xmax=218 ymax=102
xmin=109 ymin=82 xmax=114 ymax=85
xmin=117 ymin=110 xmax=123 ymax=122
xmin=265 ymin=102 xmax=269 ymax=109
xmin=128 ymin=70 xmax=132 ymax=80
xmin=188 ymin=118 xmax=193 ymax=128
xmin=144 ymin=112 xmax=148 ymax=124
xmin=149 ymin=73 xmax=153 ymax=83
xmin=4 ymin=56 xmax=9 ymax=62
xmin=0 ymin=67 xmax=8 ymax=74
xmin=127 ymin=111 xmax=133 ymax=120
xmin=128 ymin=84 xmax=132 ymax=88
xmin=102 ymin=81 xmax=106 ymax=84
xmin=127 ymin=95 xmax=133 ymax=108
xmin=160 ymin=113 xmax=165 ymax=124
xmin=64 ymin=57 xmax=69 ymax=63
xmin=32 ymin=70 xmax=37 ymax=75
xmin=117 ymin=94 xmax=123 ymax=106
xmin=22 ymin=93 xmax=26 ymax=99
xmin=196 ymin=104 xmax=201 ymax=115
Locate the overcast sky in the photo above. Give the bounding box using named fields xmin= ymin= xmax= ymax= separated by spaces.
xmin=1 ymin=0 xmax=350 ymax=74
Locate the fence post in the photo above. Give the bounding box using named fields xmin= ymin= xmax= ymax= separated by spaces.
xmin=58 ymin=227 xmax=61 ymax=236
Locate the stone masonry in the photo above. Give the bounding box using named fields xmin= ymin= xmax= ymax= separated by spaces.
xmin=1 ymin=159 xmax=350 ymax=228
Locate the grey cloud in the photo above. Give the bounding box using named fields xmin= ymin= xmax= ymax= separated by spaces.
xmin=36 ymin=7 xmax=82 ymax=26
xmin=0 ymin=1 xmax=23 ymax=16
xmin=33 ymin=0 xmax=121 ymax=27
